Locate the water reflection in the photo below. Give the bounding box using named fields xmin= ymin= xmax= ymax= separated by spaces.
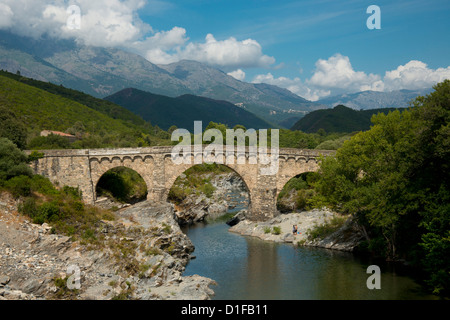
xmin=180 ymin=190 xmax=436 ymax=300
xmin=181 ymin=221 xmax=437 ymax=300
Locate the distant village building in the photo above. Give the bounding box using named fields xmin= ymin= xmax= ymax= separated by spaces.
xmin=40 ymin=130 xmax=77 ymax=143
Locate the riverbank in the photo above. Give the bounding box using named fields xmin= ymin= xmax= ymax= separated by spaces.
xmin=0 ymin=192 xmax=216 ymax=300
xmin=172 ymin=171 xmax=249 ymax=225
xmin=229 ymin=208 xmax=364 ymax=252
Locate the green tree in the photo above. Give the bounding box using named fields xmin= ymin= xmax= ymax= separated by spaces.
xmin=0 ymin=106 xmax=28 ymax=149
xmin=311 ymin=80 xmax=450 ymax=295
xmin=0 ymin=138 xmax=33 ymax=182
xmin=28 ymin=134 xmax=72 ymax=150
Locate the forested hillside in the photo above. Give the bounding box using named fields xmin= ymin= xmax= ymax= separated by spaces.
xmin=291 ymin=105 xmax=404 ymax=133
xmin=0 ymin=72 xmax=172 ymax=149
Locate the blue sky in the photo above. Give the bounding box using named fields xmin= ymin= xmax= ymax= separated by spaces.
xmin=1 ymin=0 xmax=449 ymax=100
xmin=138 ymin=0 xmax=450 ymax=76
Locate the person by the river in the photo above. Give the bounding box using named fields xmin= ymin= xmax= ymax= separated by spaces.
xmin=293 ymin=225 xmax=298 ymax=235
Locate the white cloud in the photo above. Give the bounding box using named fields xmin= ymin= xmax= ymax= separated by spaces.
xmin=0 ymin=2 xmax=13 ymax=28
xmin=143 ymin=33 xmax=276 ymax=68
xmin=253 ymin=54 xmax=450 ymax=101
xmin=0 ymin=0 xmax=148 ymax=46
xmin=178 ymin=34 xmax=275 ymax=68
xmin=227 ymin=69 xmax=246 ymax=81
xmin=307 ymin=54 xmax=383 ymax=93
xmin=0 ymin=0 xmax=275 ymax=70
xmin=384 ymin=60 xmax=450 ymax=91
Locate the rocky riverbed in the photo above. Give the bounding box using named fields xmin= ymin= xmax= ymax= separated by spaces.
xmin=229 ymin=208 xmax=364 ymax=252
xmin=0 ymin=192 xmax=216 ymax=300
xmin=173 ymin=172 xmax=249 ymax=225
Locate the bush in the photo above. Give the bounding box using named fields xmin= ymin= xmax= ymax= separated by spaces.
xmin=272 ymin=226 xmax=281 ymax=235
xmin=168 ymin=185 xmax=188 ymax=204
xmin=18 ymin=197 xmax=38 ymax=219
xmin=306 ymin=216 xmax=347 ymax=240
xmin=0 ymin=106 xmax=28 ymax=150
xmin=0 ymin=138 xmax=33 ymax=181
xmin=30 ymin=175 xmax=58 ymax=195
xmin=200 ymin=183 xmax=215 ymax=198
xmin=4 ymin=175 xmax=32 ymax=198
xmin=27 ymin=134 xmax=72 ymax=150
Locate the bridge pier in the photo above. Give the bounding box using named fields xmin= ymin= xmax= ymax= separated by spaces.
xmin=248 ymin=188 xmax=279 ymax=221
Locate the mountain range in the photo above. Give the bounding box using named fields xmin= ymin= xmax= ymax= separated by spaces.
xmin=0 ymin=30 xmax=323 ymax=126
xmin=317 ymin=88 xmax=432 ymax=110
xmin=0 ymin=30 xmax=432 ymax=128
xmin=105 ymin=88 xmax=274 ymax=132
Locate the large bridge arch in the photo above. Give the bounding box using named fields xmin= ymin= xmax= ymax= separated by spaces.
xmin=165 ymin=162 xmax=253 ymax=210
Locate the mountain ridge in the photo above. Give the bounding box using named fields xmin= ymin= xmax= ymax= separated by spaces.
xmin=105 ymin=87 xmax=276 ymax=132
xmin=318 ymin=88 xmax=432 ymax=110
xmin=291 ymin=104 xmax=406 ymax=133
xmin=0 ymin=30 xmax=325 ymax=126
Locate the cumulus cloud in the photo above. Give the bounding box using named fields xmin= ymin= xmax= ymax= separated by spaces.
xmin=141 ymin=33 xmax=276 ymax=68
xmin=0 ymin=0 xmax=275 ymax=69
xmin=0 ymin=0 xmax=148 ymax=46
xmin=175 ymin=34 xmax=275 ymax=68
xmin=0 ymin=2 xmax=13 ymax=28
xmin=307 ymin=54 xmax=384 ymax=93
xmin=228 ymin=69 xmax=246 ymax=81
xmin=253 ymin=54 xmax=450 ymax=101
xmin=384 ymin=60 xmax=450 ymax=91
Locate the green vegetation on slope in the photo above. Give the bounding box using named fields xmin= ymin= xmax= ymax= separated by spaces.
xmin=309 ymin=80 xmax=450 ymax=295
xmin=105 ymin=88 xmax=276 ymax=132
xmin=0 ymin=74 xmax=172 ymax=149
xmin=291 ymin=105 xmax=405 ymax=133
xmin=0 ymin=70 xmax=151 ymax=130
xmin=168 ymin=164 xmax=233 ymax=205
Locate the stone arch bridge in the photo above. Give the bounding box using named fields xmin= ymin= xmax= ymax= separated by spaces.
xmin=29 ymin=146 xmax=335 ymax=221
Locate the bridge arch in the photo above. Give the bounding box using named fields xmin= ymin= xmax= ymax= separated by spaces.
xmin=164 ymin=162 xmax=252 ymax=208
xmin=89 ymin=156 xmax=154 ymax=203
xmin=95 ymin=166 xmax=148 ymax=204
xmin=276 ymin=171 xmax=319 ymax=213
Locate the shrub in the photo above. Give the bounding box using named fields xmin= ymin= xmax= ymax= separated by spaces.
xmin=200 ymin=182 xmax=215 ymax=198
xmin=36 ymin=201 xmax=61 ymax=224
xmin=18 ymin=197 xmax=38 ymax=218
xmin=30 ymin=175 xmax=58 ymax=195
xmin=272 ymin=226 xmax=281 ymax=235
xmin=168 ymin=185 xmax=188 ymax=204
xmin=0 ymin=138 xmax=32 ymax=181
xmin=306 ymin=216 xmax=347 ymax=240
xmin=4 ymin=175 xmax=32 ymax=198
xmin=62 ymin=186 xmax=82 ymax=200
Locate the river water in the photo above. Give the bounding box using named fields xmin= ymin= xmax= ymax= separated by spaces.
xmin=180 ymin=194 xmax=437 ymax=300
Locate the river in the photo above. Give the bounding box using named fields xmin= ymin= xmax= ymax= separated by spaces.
xmin=180 ymin=194 xmax=437 ymax=300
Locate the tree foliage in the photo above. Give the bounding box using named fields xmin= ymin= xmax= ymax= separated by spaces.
xmin=311 ymin=80 xmax=450 ymax=295
xmin=0 ymin=106 xmax=28 ymax=149
xmin=0 ymin=138 xmax=32 ymax=181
